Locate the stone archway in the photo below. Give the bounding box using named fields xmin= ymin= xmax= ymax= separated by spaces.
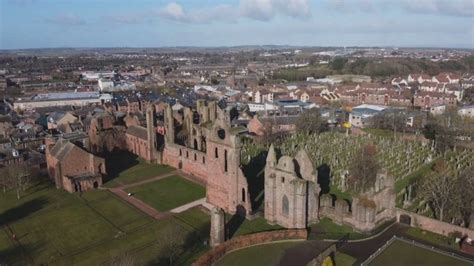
xmin=399 ymin=214 xmax=412 ymax=225
xmin=178 ymin=161 xmax=183 ymax=170
xmin=93 ymin=181 xmax=99 ymax=189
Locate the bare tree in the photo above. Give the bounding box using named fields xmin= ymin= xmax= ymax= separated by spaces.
xmin=158 ymin=225 xmax=185 ymax=265
xmin=348 ymin=144 xmax=380 ymax=194
xmin=108 ymin=253 xmax=136 ymax=266
xmin=421 ymin=174 xmax=459 ymax=222
xmin=0 ymin=166 xmax=13 ymax=193
xmin=2 ymin=164 xmax=33 ymax=199
xmin=456 ymin=166 xmax=474 ymax=227
xmin=295 ymin=108 xmax=326 ymax=134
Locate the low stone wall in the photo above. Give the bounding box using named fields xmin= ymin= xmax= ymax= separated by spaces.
xmin=192 ymin=229 xmax=308 ymax=266
xmin=396 ymin=208 xmax=474 ymax=238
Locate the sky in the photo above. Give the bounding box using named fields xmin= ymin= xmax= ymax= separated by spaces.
xmin=1 ymin=0 xmax=473 ymax=49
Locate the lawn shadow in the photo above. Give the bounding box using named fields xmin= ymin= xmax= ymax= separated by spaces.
xmin=317 ymin=163 xmax=331 ymax=194
xmin=102 ymin=150 xmax=139 ymax=183
xmin=241 ymin=150 xmax=267 ymax=213
xmin=226 ymin=205 xmax=247 ymax=239
xmin=0 ymin=197 xmax=49 ymax=226
xmin=0 ymin=242 xmax=37 ymax=265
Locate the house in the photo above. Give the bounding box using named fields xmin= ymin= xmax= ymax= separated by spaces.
xmin=432 ymin=74 xmax=449 ymax=84
xmin=445 ymin=83 xmax=464 ymax=101
xmin=458 ymin=105 xmax=474 ymax=117
xmin=254 ymin=88 xmax=274 ymax=103
xmin=247 ymin=115 xmax=299 ymax=136
xmin=391 ymin=77 xmax=408 ymax=86
xmin=429 ymin=104 xmax=446 ymax=115
xmin=408 ymin=74 xmax=431 ymax=84
xmin=419 ymin=81 xmax=439 ymax=92
xmin=413 ymin=91 xmax=456 ymax=109
xmin=447 ymin=73 xmax=460 ymax=84
xmin=348 ymin=104 xmax=387 ymax=128
xmin=47 ymin=112 xmax=78 ymax=130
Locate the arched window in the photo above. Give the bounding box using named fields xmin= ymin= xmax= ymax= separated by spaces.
xmin=224 ymin=149 xmax=228 ymax=172
xmin=215 ymin=147 xmax=218 ymax=158
xmin=186 ymin=151 xmax=189 ymax=158
xmin=194 ymin=153 xmax=197 ymax=161
xmin=282 ymin=195 xmax=289 ymax=217
xmin=194 ymin=139 xmax=198 ymax=150
xmin=242 ymin=188 xmax=246 ymax=202
xmin=179 ymin=149 xmax=182 ymax=156
xmin=202 ymin=156 xmax=205 ymax=164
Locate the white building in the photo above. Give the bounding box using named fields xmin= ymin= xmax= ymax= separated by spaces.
xmin=98 ymin=79 xmax=114 ymax=92
xmin=247 ymin=103 xmax=278 ymax=112
xmin=14 ymin=91 xmax=103 ymax=110
xmin=429 ymin=105 xmax=446 ymax=115
xmin=458 ymin=105 xmax=474 ymax=117
xmin=82 ymin=71 xmax=115 ymax=81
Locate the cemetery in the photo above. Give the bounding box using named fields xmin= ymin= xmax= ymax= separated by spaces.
xmin=242 ymin=131 xmax=474 ymax=223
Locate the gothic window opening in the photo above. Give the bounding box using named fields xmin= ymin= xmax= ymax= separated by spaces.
xmin=282 ymin=195 xmax=289 ymax=217
xmin=215 ymin=147 xmax=218 ymax=158
xmin=224 ymin=149 xmax=228 ymax=172
xmin=202 ymin=156 xmax=205 ymax=164
xmin=242 ymin=188 xmax=246 ymax=202
xmin=186 ymin=151 xmax=189 ymax=158
xmin=281 ymin=177 xmax=285 ymax=183
xmin=194 ymin=139 xmax=198 ymax=150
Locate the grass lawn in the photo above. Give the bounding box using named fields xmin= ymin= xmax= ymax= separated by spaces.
xmin=402 ymin=227 xmax=458 ymax=250
xmin=309 ymin=217 xmax=366 ymax=240
xmin=103 ymin=151 xmax=174 ymax=188
xmin=368 ymin=239 xmax=471 ymax=266
xmin=394 ymin=160 xmax=436 ymax=193
xmin=215 ymin=241 xmax=301 ymax=266
xmin=125 ymin=175 xmax=206 ymax=212
xmin=232 ymin=216 xmax=283 ymax=236
xmin=335 ymin=252 xmax=357 ymax=266
xmin=362 ymin=128 xmax=394 ymax=138
xmin=0 ymin=181 xmax=207 ymax=265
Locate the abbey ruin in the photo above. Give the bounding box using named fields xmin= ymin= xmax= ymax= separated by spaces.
xmin=122 ymin=99 xmax=403 ymax=246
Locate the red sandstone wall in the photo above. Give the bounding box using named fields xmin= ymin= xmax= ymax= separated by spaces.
xmin=192 ymin=229 xmax=308 ymax=266
xmin=162 ymin=144 xmax=208 ymax=184
xmin=396 ymin=209 xmax=474 ymax=238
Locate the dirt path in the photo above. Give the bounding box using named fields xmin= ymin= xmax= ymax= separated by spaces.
xmin=278 ymin=224 xmax=474 ymax=265
xmin=118 ymin=171 xmax=178 ymax=190
xmin=106 ymin=170 xmax=208 ymax=221
xmin=109 ymin=188 xmax=171 ymax=220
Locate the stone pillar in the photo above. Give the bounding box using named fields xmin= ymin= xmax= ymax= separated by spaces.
xmin=210 ymin=206 xmax=225 ymax=247
xmin=146 ymin=106 xmax=156 ymax=162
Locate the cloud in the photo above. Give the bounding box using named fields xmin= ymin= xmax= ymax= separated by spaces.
xmin=45 ymin=13 xmax=86 ymax=26
xmin=7 ymin=0 xmax=38 ymax=5
xmin=102 ymin=14 xmax=149 ymax=25
xmin=157 ymin=0 xmax=311 ymax=24
xmin=326 ymin=0 xmax=474 ymax=17
xmin=400 ymin=0 xmax=474 ymax=17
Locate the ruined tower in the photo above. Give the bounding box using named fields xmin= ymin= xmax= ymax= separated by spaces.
xmin=264 ymin=145 xmax=321 ymax=228
xmin=146 ymin=106 xmax=157 ymax=162
xmin=164 ymin=104 xmax=175 ymax=143
xmin=210 ymin=207 xmax=225 ymax=246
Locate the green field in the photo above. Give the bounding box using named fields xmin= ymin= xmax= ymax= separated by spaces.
xmin=402 ymin=227 xmax=458 ymax=249
xmin=226 ymin=215 xmax=282 ymax=237
xmin=215 ymin=241 xmax=302 ymax=266
xmin=125 ymin=175 xmax=206 ymax=212
xmin=335 ymin=252 xmax=357 ymax=266
xmin=309 ymin=217 xmax=365 ymax=240
xmin=0 ymin=181 xmax=207 ymax=265
xmin=103 ymin=151 xmax=174 ymax=188
xmin=368 ymin=239 xmax=471 ymax=266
